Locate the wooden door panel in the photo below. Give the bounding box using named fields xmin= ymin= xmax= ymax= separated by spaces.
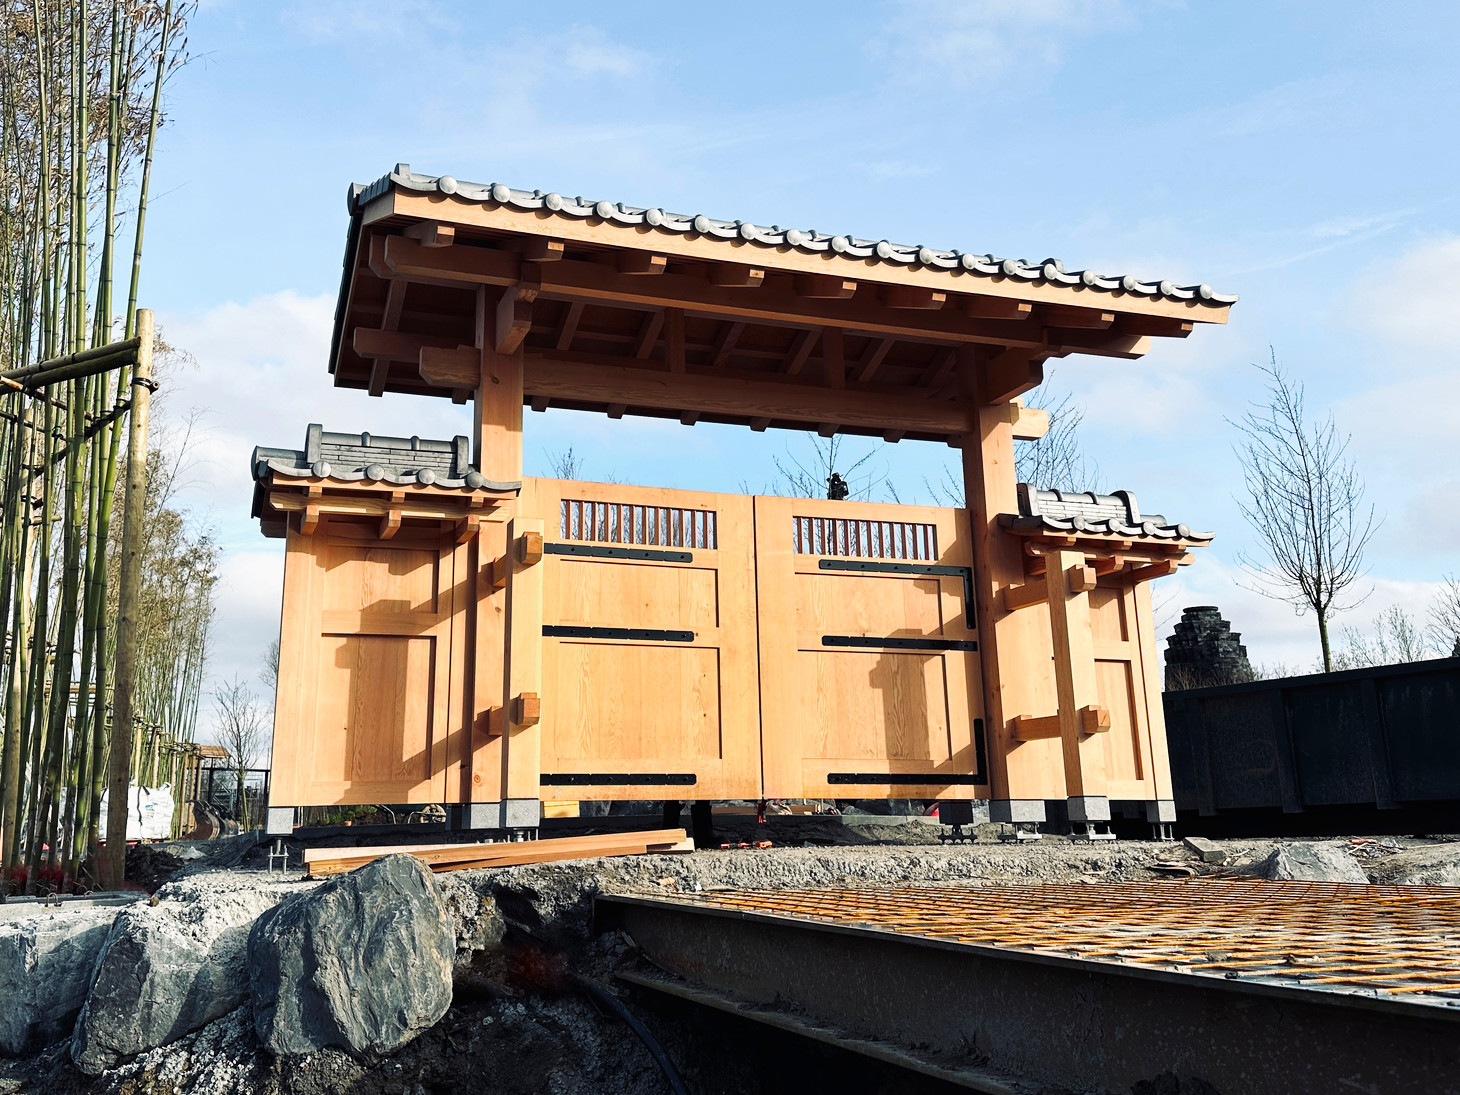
xmin=526 ymin=480 xmax=761 ymax=800
xmin=756 ymin=496 xmax=986 ymax=800
xmin=315 ymin=634 xmax=437 ymax=788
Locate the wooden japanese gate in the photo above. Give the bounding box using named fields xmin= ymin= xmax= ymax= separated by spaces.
xmin=260 ymin=164 xmax=1233 ymax=832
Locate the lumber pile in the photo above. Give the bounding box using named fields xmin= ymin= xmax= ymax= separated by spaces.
xmin=302 ymin=828 xmax=692 ymax=878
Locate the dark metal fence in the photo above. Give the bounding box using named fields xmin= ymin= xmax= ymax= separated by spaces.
xmin=1164 ymin=657 xmax=1460 ymax=819
xmin=197 ymin=765 xmax=271 ymax=827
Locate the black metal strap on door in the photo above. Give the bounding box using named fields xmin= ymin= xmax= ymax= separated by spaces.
xmin=821 ymin=635 xmax=977 ymax=652
xmin=546 ymin=543 xmax=692 ymax=563
xmin=817 ymin=558 xmax=975 ymax=614
xmin=543 ymin=625 xmax=695 ymax=643
xmin=827 ymin=719 xmax=988 ymax=786
xmin=540 ymin=773 xmax=698 ymax=786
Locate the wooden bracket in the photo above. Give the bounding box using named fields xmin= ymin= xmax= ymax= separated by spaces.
xmin=299 ymin=485 xmax=323 ymax=536
xmin=378 ymin=505 xmax=402 ymax=540
xmin=1001 ymin=577 xmax=1048 ymax=612
xmin=517 ymin=530 xmax=544 ymax=566
xmin=419 ymin=345 xmax=479 ymax=389
xmin=403 ymin=221 xmax=455 ymax=247
xmin=487 ymin=555 xmax=510 ymax=591
xmin=1066 ymin=564 xmax=1097 ymax=594
xmin=708 ymin=264 xmax=765 ymax=288
xmin=487 ymin=706 xmax=506 ymax=737
xmin=496 ymin=275 xmax=539 ymax=353
xmin=1007 ymin=399 xmax=1050 ymax=441
xmin=1012 ymin=704 xmax=1110 ymax=742
xmin=512 ymin=692 xmax=541 ymax=728
xmin=456 ymin=513 xmax=482 ymax=544
xmin=1127 ymin=558 xmax=1181 ymax=583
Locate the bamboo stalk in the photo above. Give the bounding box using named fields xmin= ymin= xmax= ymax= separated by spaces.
xmin=101 ymin=307 xmax=151 ymax=888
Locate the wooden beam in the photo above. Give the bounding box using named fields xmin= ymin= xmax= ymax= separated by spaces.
xmin=794 ymin=274 xmax=857 ymax=299
xmin=378 ymin=503 xmax=402 ymax=540
xmin=521 ymin=354 xmax=973 ymax=435
xmin=382 ymin=240 xmax=1055 ymax=350
xmin=665 ymin=307 xmax=686 ymax=373
xmin=634 ymin=310 xmax=664 ymax=359
xmin=918 ymin=346 xmax=958 ymax=391
xmin=882 ymin=285 xmax=947 ymax=309
xmin=387 ymin=189 xmax=1233 ymax=325
xmin=749 ymin=416 xmax=770 ymax=432
xmin=966 ymin=297 xmax=1032 ymax=321
xmin=517 ymin=529 xmax=544 ymax=565
xmin=1038 ymin=304 xmax=1113 ymax=329
xmin=512 ymin=692 xmax=541 ymax=728
xmin=456 ymin=513 xmax=483 ymax=544
xmin=1011 ymin=713 xmax=1061 ymax=741
xmin=882 ymin=429 xmax=904 ymax=443
xmin=979 ymin=348 xmax=1045 ymax=404
xmin=856 ymin=338 xmax=895 ymax=382
xmin=554 ymin=301 xmax=584 ymax=351
xmin=367 ymin=359 xmax=390 ymax=398
xmin=403 ymin=221 xmax=455 ymax=247
xmin=822 ymin=327 xmax=845 ymax=390
xmin=1001 ymin=578 xmax=1048 ymax=612
xmin=784 ymin=328 xmax=820 ymax=375
xmin=709 ymin=264 xmax=765 ymax=288
xmin=419 ymin=345 xmax=479 ymax=389
xmin=354 ymin=327 xmax=461 ymax=361
xmin=606 ymin=403 xmax=626 ymax=419
xmin=816 ymin=423 xmax=838 ymax=438
xmin=514 ymin=237 xmax=564 ymax=262
xmin=381 ymin=279 xmax=407 ymax=331
xmin=1127 ymin=558 xmax=1180 ymax=583
xmin=476 ymin=286 xmax=525 ymax=484
xmin=384 ymin=233 xmax=519 ymax=284
xmin=710 ymin=321 xmax=745 ymax=367
xmin=529 ymin=396 xmax=549 ymax=412
xmin=619 ymin=251 xmax=668 ymax=275
xmin=1051 ymin=330 xmax=1151 ymax=359
xmin=269 ymin=491 xmax=492 ymax=523
xmin=681 ymin=411 xmax=701 ymax=426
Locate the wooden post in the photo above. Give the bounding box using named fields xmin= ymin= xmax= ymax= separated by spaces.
xmin=957 ymin=347 xmax=1055 ymax=821
xmin=503 ymin=516 xmax=544 ymax=822
xmin=1043 ymin=549 xmax=1103 ymax=805
xmin=474 ymin=286 xmax=524 ymax=482
xmin=102 ymin=309 xmax=152 ymax=889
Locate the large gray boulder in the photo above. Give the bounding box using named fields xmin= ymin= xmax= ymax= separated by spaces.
xmin=1249 ymin=842 xmax=1368 ymax=883
xmin=248 ymin=854 xmax=453 ymax=1059
xmin=1367 ymin=843 xmax=1460 ymax=886
xmin=70 ymin=873 xmax=305 ymax=1074
xmin=0 ymin=906 xmax=117 ymax=1056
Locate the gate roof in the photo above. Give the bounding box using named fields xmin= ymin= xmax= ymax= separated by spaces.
xmin=329 ymin=164 xmax=1236 ymax=441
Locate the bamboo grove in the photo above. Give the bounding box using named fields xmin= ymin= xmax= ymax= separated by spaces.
xmin=0 ymin=0 xmax=204 ymax=894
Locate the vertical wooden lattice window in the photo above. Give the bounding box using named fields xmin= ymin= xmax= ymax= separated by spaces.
xmin=792 ymin=516 xmax=938 ymax=560
xmin=559 ymin=498 xmax=718 ymax=550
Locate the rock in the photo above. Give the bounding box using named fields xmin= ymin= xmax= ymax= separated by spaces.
xmin=0 ymin=906 xmax=117 ymax=1056
xmin=434 ymin=873 xmax=507 ymax=969
xmin=1182 ymin=836 xmax=1227 ymax=865
xmin=1249 ymin=842 xmax=1368 ymax=883
xmin=248 ymin=854 xmax=454 ymax=1058
xmin=1366 ymin=843 xmax=1460 ymax=886
xmin=70 ymin=872 xmax=303 ymax=1074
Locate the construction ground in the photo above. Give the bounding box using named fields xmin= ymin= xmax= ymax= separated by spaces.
xmin=3 ymin=814 xmax=1459 ymax=1095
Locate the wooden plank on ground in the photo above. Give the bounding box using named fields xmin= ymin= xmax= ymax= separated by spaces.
xmin=304 ymin=828 xmax=689 ymax=876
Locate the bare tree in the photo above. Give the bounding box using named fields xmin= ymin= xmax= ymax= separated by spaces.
xmin=212 ymin=677 xmax=268 ymax=830
xmin=772 ymin=434 xmax=888 ymax=500
xmin=546 ymin=446 xmax=584 ymax=480
xmin=260 ymin=640 xmax=279 ymax=696
xmin=1428 ymin=575 xmax=1460 ymax=658
xmin=1333 ymin=605 xmax=1433 ymax=670
xmin=1231 ymin=356 xmax=1378 ymax=672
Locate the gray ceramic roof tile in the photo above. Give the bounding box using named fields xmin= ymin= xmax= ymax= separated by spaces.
xmin=999 ymin=483 xmax=1213 ymax=543
xmin=251 ymin=423 xmax=519 ymax=492
xmin=351 ymin=165 xmax=1238 ymax=308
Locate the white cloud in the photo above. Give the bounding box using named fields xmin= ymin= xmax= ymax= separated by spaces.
xmin=872 ymin=0 xmax=1132 ymax=86
xmin=1215 ymin=75 xmax=1357 ymax=139
xmin=1349 ymin=235 xmax=1460 ymax=357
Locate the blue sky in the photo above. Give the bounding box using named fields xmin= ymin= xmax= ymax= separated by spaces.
xmin=144 ymin=0 xmax=1460 ymax=729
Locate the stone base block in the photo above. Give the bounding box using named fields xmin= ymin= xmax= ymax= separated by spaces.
xmin=1067 ymin=796 xmax=1111 ymax=823
xmin=990 ymin=799 xmax=1046 ymax=824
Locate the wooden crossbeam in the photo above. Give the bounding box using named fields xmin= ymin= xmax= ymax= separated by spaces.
xmin=822 ymin=327 xmax=845 ymax=390
xmin=367 ymin=359 xmax=391 ymax=398
xmin=419 ymin=345 xmax=479 ymax=388
xmin=513 ymin=237 xmax=564 ymax=262
xmin=1128 ymin=558 xmax=1181 ymax=583
xmin=634 ymin=310 xmax=664 ymax=359
xmin=979 ymin=348 xmax=1045 ymax=403
xmin=882 ymin=285 xmax=946 ymax=309
xmin=1007 ymin=399 xmax=1049 ymax=441
xmin=354 ymin=327 xmax=461 ymax=361
xmin=665 ymin=307 xmax=686 ymax=373
xmin=269 ymin=490 xmax=500 ymax=524
xmin=856 ymin=338 xmax=895 ymax=382
xmin=1002 ymin=578 xmax=1048 ymax=612
xmin=554 ymin=301 xmax=584 ymax=351
xmin=381 ymin=279 xmax=407 ymax=331
xmin=784 ymin=328 xmax=820 ymax=375
xmin=711 ymin=320 xmax=745 ymax=367
xmin=1038 ymin=304 xmax=1113 ymax=329
xmin=521 ymin=354 xmax=972 ymax=435
xmin=1012 ymin=705 xmax=1109 ymax=741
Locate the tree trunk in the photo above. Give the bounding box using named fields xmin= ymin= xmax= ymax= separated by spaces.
xmin=1318 ymin=606 xmax=1332 ymax=674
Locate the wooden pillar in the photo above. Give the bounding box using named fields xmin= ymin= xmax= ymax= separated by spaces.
xmin=957 ymin=347 xmax=1054 ymax=822
xmin=502 ymin=517 xmax=544 ymax=828
xmin=1043 ymin=549 xmax=1105 ymax=813
xmin=474 ymin=286 xmax=525 ymax=482
xmin=467 ymin=286 xmax=527 ymax=826
xmin=1133 ymin=580 xmax=1176 ymax=820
